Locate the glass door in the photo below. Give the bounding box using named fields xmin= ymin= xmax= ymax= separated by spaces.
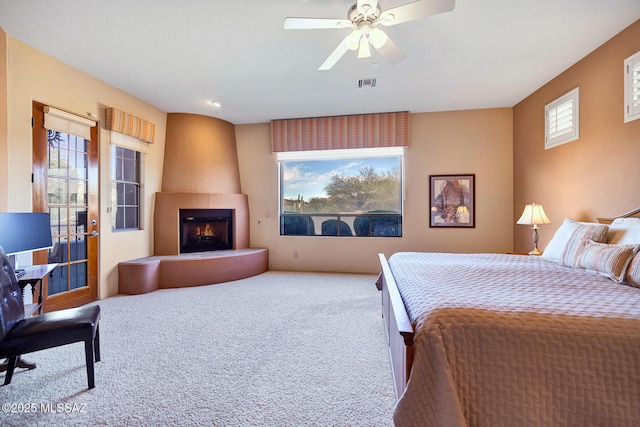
xmin=32 ymin=102 xmax=99 ymax=311
xmin=47 ymin=131 xmax=89 ymax=295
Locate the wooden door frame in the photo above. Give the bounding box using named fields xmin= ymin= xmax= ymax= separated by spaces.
xmin=32 ymin=101 xmax=99 ymax=312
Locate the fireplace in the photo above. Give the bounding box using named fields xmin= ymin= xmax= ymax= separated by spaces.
xmin=179 ymin=209 xmax=233 ymax=253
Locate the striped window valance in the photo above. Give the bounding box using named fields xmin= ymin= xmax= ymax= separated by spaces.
xmin=106 ymin=108 xmax=155 ymax=143
xmin=271 ymin=111 xmax=410 ymax=152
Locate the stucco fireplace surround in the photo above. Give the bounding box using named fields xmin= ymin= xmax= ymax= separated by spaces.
xmin=117 ymin=113 xmax=268 ymax=294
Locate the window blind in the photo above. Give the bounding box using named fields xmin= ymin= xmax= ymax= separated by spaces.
xmin=545 ymin=88 xmax=579 ymax=149
xmin=109 ymin=131 xmax=149 ymax=154
xmin=625 ymin=51 xmax=640 ymax=123
xmin=547 ymin=99 xmax=573 ymax=139
xmin=44 ymin=106 xmax=96 ymax=140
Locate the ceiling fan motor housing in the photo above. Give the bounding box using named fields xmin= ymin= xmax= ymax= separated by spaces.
xmin=348 ymin=3 xmax=382 ymax=24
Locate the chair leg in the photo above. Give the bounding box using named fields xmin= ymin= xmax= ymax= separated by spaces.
xmin=4 ymin=356 xmax=18 ymax=385
xmin=84 ymin=339 xmax=95 ymax=389
xmin=94 ymin=325 xmax=101 ymax=362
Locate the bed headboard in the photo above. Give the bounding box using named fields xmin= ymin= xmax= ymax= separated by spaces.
xmin=597 ymin=207 xmax=640 ymax=224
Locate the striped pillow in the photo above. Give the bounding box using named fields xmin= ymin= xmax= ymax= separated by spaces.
xmin=557 ymin=222 xmax=610 ymax=267
xmin=575 ymin=241 xmax=640 ymax=283
xmin=624 ymin=254 xmax=640 ymax=288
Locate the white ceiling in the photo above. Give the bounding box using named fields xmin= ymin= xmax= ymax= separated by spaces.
xmin=1 ymin=0 xmax=639 ymax=125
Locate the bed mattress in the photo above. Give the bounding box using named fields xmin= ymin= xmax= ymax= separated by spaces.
xmin=388 ymin=252 xmax=640 ymax=427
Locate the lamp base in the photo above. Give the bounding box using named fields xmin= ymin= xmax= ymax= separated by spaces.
xmin=529 ymin=227 xmax=543 ymax=256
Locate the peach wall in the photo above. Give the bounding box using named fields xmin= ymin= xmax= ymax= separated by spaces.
xmin=162 ymin=113 xmax=240 ymax=193
xmin=513 ymin=19 xmax=640 ymax=253
xmin=0 ymin=29 xmax=7 ymax=212
xmin=236 ymin=108 xmax=513 ymax=274
xmin=4 ymin=35 xmax=167 ymax=299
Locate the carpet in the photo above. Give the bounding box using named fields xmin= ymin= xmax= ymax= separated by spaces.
xmin=0 ymin=271 xmax=396 ymax=426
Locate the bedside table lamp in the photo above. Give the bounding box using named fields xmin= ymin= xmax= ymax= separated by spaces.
xmin=516 ymin=203 xmax=551 ymax=255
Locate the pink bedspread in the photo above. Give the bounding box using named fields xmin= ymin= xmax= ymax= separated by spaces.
xmin=388 ymin=252 xmax=640 ymax=427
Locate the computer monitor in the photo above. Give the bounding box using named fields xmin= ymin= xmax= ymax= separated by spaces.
xmin=0 ymin=212 xmax=53 ymax=256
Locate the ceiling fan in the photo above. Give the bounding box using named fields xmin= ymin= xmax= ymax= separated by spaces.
xmin=284 ymin=0 xmax=455 ymax=70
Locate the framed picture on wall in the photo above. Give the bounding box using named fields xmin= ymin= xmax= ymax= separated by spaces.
xmin=429 ymin=174 xmax=475 ymax=228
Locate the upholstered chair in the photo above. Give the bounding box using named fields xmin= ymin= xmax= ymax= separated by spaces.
xmin=0 ymin=246 xmax=101 ymax=389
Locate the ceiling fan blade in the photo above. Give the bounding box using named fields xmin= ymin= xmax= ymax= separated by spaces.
xmin=319 ymin=42 xmax=350 ymax=70
xmin=284 ymin=17 xmax=351 ymax=30
xmin=374 ymin=35 xmax=407 ymax=65
xmin=378 ymin=0 xmax=455 ymax=27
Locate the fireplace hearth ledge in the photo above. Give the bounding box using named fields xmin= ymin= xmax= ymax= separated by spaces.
xmin=117 ymin=248 xmax=268 ymax=295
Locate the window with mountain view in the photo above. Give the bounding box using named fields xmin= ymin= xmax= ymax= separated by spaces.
xmin=278 ymin=148 xmax=403 ymax=237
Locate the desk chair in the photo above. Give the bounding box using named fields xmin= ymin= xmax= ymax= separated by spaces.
xmin=0 ymin=246 xmax=101 ymax=389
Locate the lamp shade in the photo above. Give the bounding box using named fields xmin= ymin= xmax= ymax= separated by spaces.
xmin=517 ymin=203 xmax=551 ymax=226
xmin=344 ymin=29 xmax=361 ymax=51
xmin=357 ymin=36 xmax=371 ymax=58
xmin=369 ymin=27 xmax=388 ymax=49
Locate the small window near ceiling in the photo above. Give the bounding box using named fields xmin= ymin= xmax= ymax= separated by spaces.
xmin=624 ymin=51 xmax=640 ymax=123
xmin=111 ymin=145 xmax=141 ymax=231
xmin=545 ymin=87 xmax=579 ymax=150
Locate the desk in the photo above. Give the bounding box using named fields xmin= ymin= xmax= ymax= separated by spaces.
xmin=17 ymin=263 xmax=58 ymax=316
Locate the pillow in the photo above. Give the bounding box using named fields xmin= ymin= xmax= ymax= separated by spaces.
xmin=575 ymin=240 xmax=640 ymax=283
xmin=624 ymin=253 xmax=640 ymax=288
xmin=607 ymin=217 xmax=640 ymax=245
xmin=541 ymin=218 xmax=609 ymax=265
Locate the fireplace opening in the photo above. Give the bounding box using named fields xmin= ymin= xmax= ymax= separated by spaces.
xmin=179 ymin=209 xmax=233 ymax=253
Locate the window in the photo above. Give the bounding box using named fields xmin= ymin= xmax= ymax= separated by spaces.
xmin=625 ymin=50 xmax=640 ymax=123
xmin=278 ymin=147 xmax=403 ymax=237
xmin=111 ymin=145 xmax=141 ymax=230
xmin=545 ymin=87 xmax=579 ymax=149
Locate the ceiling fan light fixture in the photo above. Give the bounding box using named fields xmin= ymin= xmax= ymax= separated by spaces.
xmin=368 ymin=27 xmax=388 ymax=49
xmin=357 ymin=37 xmax=371 ymax=58
xmin=344 ymin=29 xmax=362 ymax=50
xmin=284 ymin=0 xmax=455 ymax=70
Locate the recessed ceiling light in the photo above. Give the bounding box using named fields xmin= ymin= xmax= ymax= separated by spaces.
xmin=209 ymin=100 xmax=221 ymax=108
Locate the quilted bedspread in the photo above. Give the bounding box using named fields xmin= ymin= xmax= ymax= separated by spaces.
xmin=387 ymin=252 xmax=640 ymax=427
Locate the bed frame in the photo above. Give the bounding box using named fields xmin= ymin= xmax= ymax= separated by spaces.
xmin=376 ymin=253 xmax=413 ymax=399
xmin=377 ymin=207 xmax=640 ymax=400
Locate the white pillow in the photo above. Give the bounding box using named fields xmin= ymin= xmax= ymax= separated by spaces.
xmin=607 ymin=217 xmax=640 ymax=245
xmin=541 ymin=218 xmax=609 ymax=263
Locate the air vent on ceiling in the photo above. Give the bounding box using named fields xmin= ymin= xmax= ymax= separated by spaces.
xmin=358 ymin=78 xmax=377 ymax=89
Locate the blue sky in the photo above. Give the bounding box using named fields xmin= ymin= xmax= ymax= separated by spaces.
xmin=281 ymin=157 xmax=400 ymax=201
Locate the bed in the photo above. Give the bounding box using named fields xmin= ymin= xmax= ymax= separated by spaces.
xmin=377 ymin=209 xmax=640 ymax=426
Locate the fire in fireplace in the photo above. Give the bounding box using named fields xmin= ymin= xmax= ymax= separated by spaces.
xmin=179 ymin=209 xmax=233 ymax=253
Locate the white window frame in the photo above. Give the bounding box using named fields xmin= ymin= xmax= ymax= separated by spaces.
xmin=545 ymin=87 xmax=580 ymax=150
xmin=110 ymin=133 xmax=145 ymax=231
xmin=624 ymin=50 xmax=640 ymax=123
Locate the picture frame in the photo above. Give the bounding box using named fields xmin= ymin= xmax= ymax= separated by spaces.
xmin=429 ymin=174 xmax=475 ymax=228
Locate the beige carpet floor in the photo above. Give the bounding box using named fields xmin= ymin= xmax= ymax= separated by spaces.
xmin=0 ymin=271 xmax=396 ymax=426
